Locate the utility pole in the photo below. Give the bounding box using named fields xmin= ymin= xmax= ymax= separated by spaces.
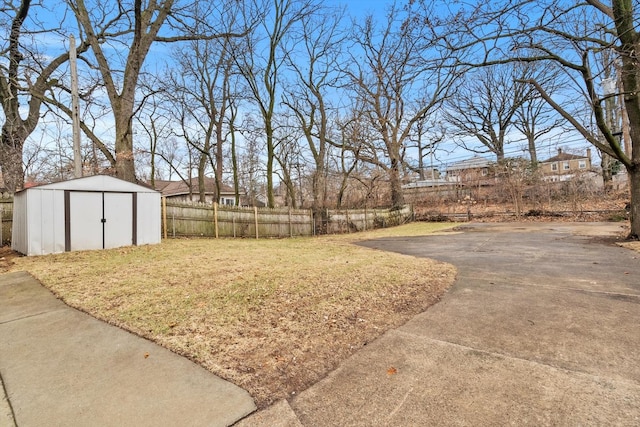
xmin=70 ymin=34 xmax=82 ymax=178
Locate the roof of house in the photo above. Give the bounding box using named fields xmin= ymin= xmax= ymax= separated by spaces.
xmin=447 ymin=156 xmax=492 ymax=172
xmin=542 ymin=149 xmax=589 ymax=163
xmin=152 ymin=177 xmax=236 ymax=197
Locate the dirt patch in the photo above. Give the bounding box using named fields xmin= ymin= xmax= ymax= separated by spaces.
xmin=0 ymin=246 xmax=21 ymax=272
xmin=414 ymin=193 xmax=630 ymax=224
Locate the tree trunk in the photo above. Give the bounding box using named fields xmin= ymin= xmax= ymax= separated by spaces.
xmin=229 ymin=107 xmax=240 ymax=206
xmin=266 ymin=129 xmax=275 ymax=208
xmin=284 ymin=172 xmax=297 ymax=208
xmin=114 ymin=112 xmax=137 ymax=182
xmin=0 ymin=130 xmax=24 ymax=192
xmin=311 ymin=171 xmax=325 ymax=233
xmin=198 ymin=153 xmax=207 ymax=203
xmin=601 ymin=152 xmax=614 ymax=190
xmin=629 ymin=166 xmax=640 ymax=239
xmin=215 ymin=123 xmax=224 ymax=204
xmin=389 ymin=158 xmax=404 ymax=208
xmin=527 ymin=135 xmax=538 ymax=165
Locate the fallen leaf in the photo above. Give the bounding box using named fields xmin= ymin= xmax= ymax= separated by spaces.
xmin=144 ymin=353 xmax=150 ymax=359
xmin=387 ymin=367 xmax=397 ymax=375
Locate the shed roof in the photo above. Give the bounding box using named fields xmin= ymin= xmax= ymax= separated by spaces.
xmin=18 ymin=175 xmax=159 ymax=194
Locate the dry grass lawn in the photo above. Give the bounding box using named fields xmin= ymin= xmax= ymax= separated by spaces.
xmin=9 ymin=222 xmax=458 ymax=408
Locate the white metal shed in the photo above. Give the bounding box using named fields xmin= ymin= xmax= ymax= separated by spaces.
xmin=12 ymin=175 xmax=161 ymax=256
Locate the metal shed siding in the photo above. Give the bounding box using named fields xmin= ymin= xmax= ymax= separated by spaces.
xmin=12 ymin=176 xmax=161 ymax=256
xmin=10 ymin=192 xmax=28 ymax=255
xmin=136 ymin=192 xmax=161 ymax=245
xmin=27 ymin=189 xmax=66 ymax=256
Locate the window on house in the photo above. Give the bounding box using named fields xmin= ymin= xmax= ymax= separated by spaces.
xmin=551 ymin=163 xmax=558 ymax=171
xmin=578 ymin=160 xmax=587 ymax=169
xmin=563 ymin=161 xmax=570 ymax=170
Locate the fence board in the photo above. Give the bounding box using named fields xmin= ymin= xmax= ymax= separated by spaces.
xmin=0 ymin=198 xmax=13 ymax=245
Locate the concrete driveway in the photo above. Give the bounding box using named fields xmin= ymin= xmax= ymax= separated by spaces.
xmin=239 ymin=222 xmax=640 ymax=426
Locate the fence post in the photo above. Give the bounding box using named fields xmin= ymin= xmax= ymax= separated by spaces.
xmin=254 ymin=206 xmax=259 ymax=239
xmin=213 ymin=202 xmax=219 ymax=239
xmin=310 ymin=209 xmax=314 ymax=236
xmin=364 ymin=207 xmax=367 ymax=231
xmin=162 ymin=197 xmax=167 ymax=239
xmin=289 ymin=208 xmax=293 ymax=237
xmin=346 ymin=209 xmax=350 ymax=233
xmin=233 ymin=211 xmax=236 ymax=238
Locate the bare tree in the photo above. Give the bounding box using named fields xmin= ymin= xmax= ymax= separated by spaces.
xmin=342 ymin=3 xmax=457 ymax=207
xmin=430 ymin=0 xmax=640 ymax=237
xmin=0 ymin=0 xmax=91 ymax=192
xmin=67 ymin=0 xmax=248 ymax=183
xmin=406 ymin=114 xmax=445 ymax=180
xmin=512 ymin=64 xmax=566 ymax=165
xmin=228 ymin=94 xmax=242 ymax=205
xmin=282 ymin=5 xmax=345 ymax=213
xmin=237 ymin=114 xmax=266 ymax=206
xmin=492 ymin=157 xmax=537 ymax=217
xmin=445 ymin=64 xmax=532 ymax=161
xmin=134 ymin=82 xmax=174 ymax=186
xmin=333 ymin=110 xmax=367 ymax=209
xmin=233 ymin=0 xmax=318 ymax=207
xmin=164 ymin=31 xmax=239 ymax=202
xmin=273 ymin=122 xmax=302 ymax=207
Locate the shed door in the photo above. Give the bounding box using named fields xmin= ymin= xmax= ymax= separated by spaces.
xmin=104 ymin=192 xmax=133 ymax=249
xmin=66 ymin=191 xmax=135 ymax=251
xmin=69 ymin=192 xmax=104 ymax=251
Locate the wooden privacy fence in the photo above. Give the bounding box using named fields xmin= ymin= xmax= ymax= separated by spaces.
xmin=162 ymin=199 xmax=414 ymax=239
xmin=0 ymin=197 xmax=412 ymax=243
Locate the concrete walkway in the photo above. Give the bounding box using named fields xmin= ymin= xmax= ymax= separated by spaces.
xmin=0 ymin=271 xmax=256 ymax=427
xmin=238 ymin=222 xmax=640 ymax=426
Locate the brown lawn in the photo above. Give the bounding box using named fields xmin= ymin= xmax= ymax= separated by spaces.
xmin=8 ymin=223 xmax=457 ymax=408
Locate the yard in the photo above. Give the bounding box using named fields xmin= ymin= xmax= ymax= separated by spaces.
xmin=8 ymin=223 xmax=457 ymax=408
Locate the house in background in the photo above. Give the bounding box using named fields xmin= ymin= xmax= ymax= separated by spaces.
xmin=445 ymin=156 xmax=494 ymax=186
xmin=539 ymin=148 xmax=592 ymax=182
xmin=153 ymin=177 xmax=241 ymax=205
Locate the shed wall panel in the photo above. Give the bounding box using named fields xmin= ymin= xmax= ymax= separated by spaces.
xmin=52 ymin=190 xmax=66 ymax=254
xmin=11 ymin=193 xmax=28 ymax=255
xmin=30 ymin=189 xmax=66 ymax=255
xmin=136 ymin=192 xmax=161 ymax=245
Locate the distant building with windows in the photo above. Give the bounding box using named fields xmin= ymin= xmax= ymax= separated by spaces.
xmin=445 ymin=156 xmax=494 ymax=186
xmin=153 ymin=177 xmax=241 ymax=205
xmin=539 ymin=148 xmax=592 ymax=182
